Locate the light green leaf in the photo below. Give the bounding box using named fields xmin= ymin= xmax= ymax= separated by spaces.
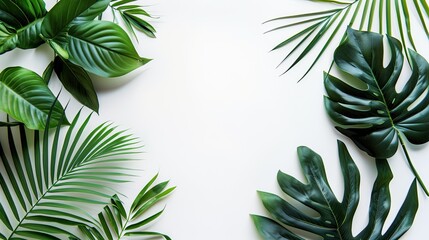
xmin=0 ymin=67 xmax=66 ymax=129
xmin=66 ymin=20 xmax=150 ymax=77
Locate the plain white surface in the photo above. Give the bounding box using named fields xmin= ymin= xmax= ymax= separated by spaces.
xmin=2 ymin=0 xmax=429 ymax=239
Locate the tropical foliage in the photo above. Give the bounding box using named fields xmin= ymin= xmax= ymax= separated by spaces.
xmin=109 ymin=0 xmax=157 ymax=39
xmin=325 ymin=28 xmax=429 ymax=195
xmin=0 ymin=109 xmax=137 ymax=239
xmin=265 ymin=0 xmax=429 ymax=79
xmin=0 ymin=0 xmax=154 ymax=129
xmin=79 ymin=174 xmax=175 ymax=240
xmin=252 ymin=140 xmax=418 ymax=240
xmin=0 ymin=109 xmax=172 ymax=239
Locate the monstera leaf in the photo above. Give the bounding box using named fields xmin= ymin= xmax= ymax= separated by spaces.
xmin=324 ymin=28 xmax=429 ymax=195
xmin=252 ymin=140 xmax=418 ymax=240
xmin=79 ymin=174 xmax=174 ymax=240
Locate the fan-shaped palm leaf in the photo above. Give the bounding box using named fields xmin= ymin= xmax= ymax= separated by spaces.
xmin=79 ymin=174 xmax=175 ymax=240
xmin=265 ymin=0 xmax=429 ymax=80
xmin=0 ymin=109 xmax=140 ymax=239
xmin=252 ymin=140 xmax=418 ymax=240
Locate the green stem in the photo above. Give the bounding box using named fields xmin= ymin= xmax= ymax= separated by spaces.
xmin=398 ymin=134 xmax=429 ymax=196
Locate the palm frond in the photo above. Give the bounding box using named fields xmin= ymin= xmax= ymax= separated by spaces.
xmin=109 ymin=0 xmax=157 ymax=39
xmin=0 ymin=109 xmax=141 ymax=239
xmin=266 ymin=0 xmax=429 ymax=80
xmin=80 ymin=173 xmax=175 ymax=240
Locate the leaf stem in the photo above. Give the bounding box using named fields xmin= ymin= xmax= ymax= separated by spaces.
xmin=398 ymin=134 xmax=429 ymax=196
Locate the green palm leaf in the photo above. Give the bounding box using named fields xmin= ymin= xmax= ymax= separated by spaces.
xmin=110 ymin=0 xmax=157 ymax=39
xmin=324 ymin=28 xmax=429 ymax=195
xmin=252 ymin=140 xmax=418 ymax=240
xmin=266 ymin=0 xmax=429 ymax=80
xmin=80 ymin=174 xmax=174 ymax=240
xmin=0 ymin=108 xmax=141 ymax=239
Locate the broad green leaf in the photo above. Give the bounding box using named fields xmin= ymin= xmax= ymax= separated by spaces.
xmin=41 ymin=0 xmax=97 ymax=39
xmin=66 ymin=20 xmax=150 ymax=77
xmin=0 ymin=67 xmax=66 ymax=129
xmin=324 ymin=28 xmax=429 ymax=194
xmin=74 ymin=0 xmax=111 ymax=24
xmin=0 ymin=1 xmax=46 ymax=53
xmin=54 ymin=56 xmax=99 ymax=112
xmin=15 ymin=18 xmax=44 ymax=49
xmin=252 ymin=140 xmax=418 ymax=240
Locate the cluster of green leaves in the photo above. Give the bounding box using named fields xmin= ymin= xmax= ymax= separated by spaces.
xmin=0 ymin=109 xmax=172 ymax=239
xmin=265 ymin=0 xmax=429 ymax=79
xmin=0 ymin=0 xmax=154 ymax=130
xmin=325 ymin=28 xmax=429 ymax=195
xmin=252 ymin=141 xmax=418 ymax=240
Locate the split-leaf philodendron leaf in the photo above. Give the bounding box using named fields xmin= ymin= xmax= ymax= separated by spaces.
xmin=252 ymin=140 xmax=418 ymax=240
xmin=324 ymin=27 xmax=429 ymax=195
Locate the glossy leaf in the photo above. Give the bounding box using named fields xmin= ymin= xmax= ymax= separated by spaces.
xmin=80 ymin=175 xmax=174 ymax=239
xmin=66 ymin=20 xmax=150 ymax=77
xmin=265 ymin=0 xmax=429 ymax=80
xmin=0 ymin=67 xmax=66 ymax=129
xmin=74 ymin=0 xmax=111 ymax=24
xmin=41 ymin=0 xmax=97 ymax=39
xmin=0 ymin=110 xmax=141 ymax=239
xmin=324 ymin=28 xmax=429 ymax=194
xmin=54 ymin=56 xmax=99 ymax=112
xmin=0 ymin=0 xmax=46 ymax=54
xmin=252 ymin=140 xmax=418 ymax=240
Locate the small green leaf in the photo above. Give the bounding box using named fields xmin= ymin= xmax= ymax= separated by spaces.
xmin=54 ymin=56 xmax=99 ymax=112
xmin=0 ymin=67 xmax=66 ymax=129
xmin=66 ymin=20 xmax=150 ymax=77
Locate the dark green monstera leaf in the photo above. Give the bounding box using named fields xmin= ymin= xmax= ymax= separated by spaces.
xmin=324 ymin=28 xmax=429 ymax=195
xmin=252 ymin=140 xmax=418 ymax=240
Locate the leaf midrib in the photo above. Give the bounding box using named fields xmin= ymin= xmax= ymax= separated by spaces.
xmin=68 ymin=33 xmax=143 ymax=62
xmin=309 ymin=163 xmax=344 ymax=240
xmin=0 ymin=79 xmax=50 ymax=127
xmin=8 ymin=145 xmax=92 ymax=238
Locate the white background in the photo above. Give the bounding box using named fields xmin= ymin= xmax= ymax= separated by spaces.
xmin=3 ymin=0 xmax=429 ymax=239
